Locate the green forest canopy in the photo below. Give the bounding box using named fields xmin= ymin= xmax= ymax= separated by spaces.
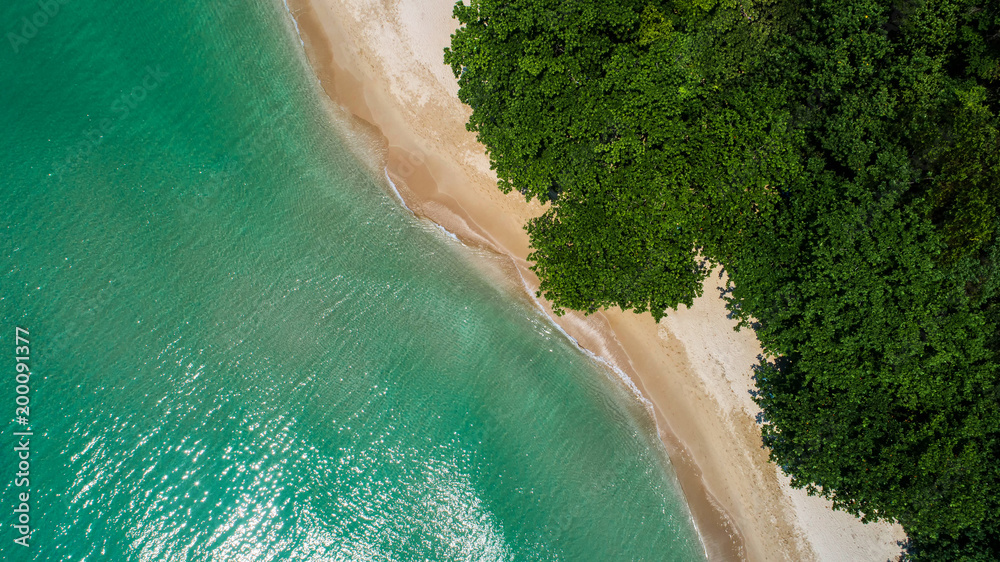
xmin=445 ymin=0 xmax=999 ymax=559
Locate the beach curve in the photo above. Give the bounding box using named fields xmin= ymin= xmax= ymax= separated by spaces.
xmin=281 ymin=0 xmax=908 ymax=559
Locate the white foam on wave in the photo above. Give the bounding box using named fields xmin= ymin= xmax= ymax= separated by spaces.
xmin=510 ymin=266 xmax=653 ymax=412
xmin=281 ymin=0 xmax=306 ymax=49
xmin=383 ymin=168 xmax=460 ymax=242
xmin=279 ymin=0 xmax=324 ymax=90
xmin=433 ymin=223 xmax=461 ymax=242
xmin=383 ymin=160 xmax=653 ymax=412
xmin=507 ymin=267 xmax=712 ymax=560
xmin=383 ymin=168 xmax=410 ymax=208
xmin=383 ymin=160 xmax=650 ymax=406
xmin=508 ymin=263 xmax=709 ymax=558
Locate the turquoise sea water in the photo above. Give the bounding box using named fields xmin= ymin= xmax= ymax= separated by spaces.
xmin=0 ymin=0 xmax=705 ymax=560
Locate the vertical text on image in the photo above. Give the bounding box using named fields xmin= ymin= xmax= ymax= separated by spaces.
xmin=12 ymin=326 xmax=32 ymax=548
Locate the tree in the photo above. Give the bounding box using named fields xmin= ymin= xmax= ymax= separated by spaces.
xmin=445 ymin=0 xmax=796 ymax=318
xmin=447 ymin=0 xmax=1000 ymax=557
xmin=725 ymin=0 xmax=1000 ymax=557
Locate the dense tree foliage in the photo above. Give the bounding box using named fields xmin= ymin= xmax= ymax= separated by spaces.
xmin=447 ymin=0 xmax=999 ymax=559
xmin=727 ymin=1 xmax=1000 ymax=559
xmin=445 ymin=0 xmax=799 ymax=318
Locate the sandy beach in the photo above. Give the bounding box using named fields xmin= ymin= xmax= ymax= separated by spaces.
xmin=284 ymin=0 xmax=907 ymax=559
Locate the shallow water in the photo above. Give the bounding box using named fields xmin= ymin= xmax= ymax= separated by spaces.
xmin=0 ymin=0 xmax=705 ymax=559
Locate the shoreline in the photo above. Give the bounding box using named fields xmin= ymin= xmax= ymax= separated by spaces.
xmin=281 ymin=0 xmax=907 ymax=559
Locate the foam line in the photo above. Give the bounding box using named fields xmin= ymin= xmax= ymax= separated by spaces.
xmin=281 ymin=0 xmax=307 ymax=48
xmin=510 ymin=266 xmax=653 ymax=411
xmin=383 ymin=168 xmax=410 ymax=209
xmin=383 ymin=168 xmax=460 ymax=242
